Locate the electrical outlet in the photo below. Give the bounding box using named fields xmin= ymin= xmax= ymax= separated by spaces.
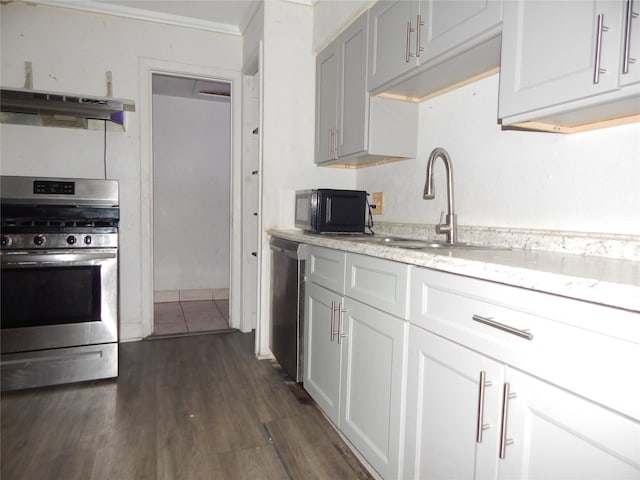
xmin=371 ymin=192 xmax=384 ymax=215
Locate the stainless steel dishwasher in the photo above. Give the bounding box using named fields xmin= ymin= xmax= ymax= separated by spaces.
xmin=269 ymin=237 xmax=306 ymax=382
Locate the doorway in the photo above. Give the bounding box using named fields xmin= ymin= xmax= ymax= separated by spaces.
xmin=151 ymin=73 xmax=232 ymax=336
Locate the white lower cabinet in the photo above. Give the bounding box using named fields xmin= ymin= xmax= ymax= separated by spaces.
xmin=500 ymin=367 xmax=640 ymax=480
xmin=304 ymin=282 xmax=342 ymax=424
xmin=340 ymin=297 xmax=407 ymax=480
xmin=303 ymin=246 xmax=409 ymax=479
xmin=303 ymin=246 xmax=640 ymax=479
xmin=404 ymin=326 xmax=640 ymax=479
xmin=404 ymin=326 xmax=503 ymax=479
xmin=404 ymin=266 xmax=640 ymax=480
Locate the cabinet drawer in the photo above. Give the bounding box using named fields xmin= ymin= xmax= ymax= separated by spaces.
xmin=411 ymin=267 xmax=640 ymax=420
xmin=346 ymin=253 xmax=410 ymax=319
xmin=306 ymin=246 xmax=346 ymax=294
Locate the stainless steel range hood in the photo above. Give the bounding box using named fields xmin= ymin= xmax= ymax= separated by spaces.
xmin=0 ymin=87 xmax=135 ymax=122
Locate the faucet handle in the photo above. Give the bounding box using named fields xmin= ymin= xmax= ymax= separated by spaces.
xmin=435 ymin=211 xmax=453 ymax=236
xmin=436 ymin=211 xmax=447 ymax=233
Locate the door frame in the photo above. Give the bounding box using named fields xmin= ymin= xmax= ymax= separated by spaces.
xmin=139 ymin=58 xmax=243 ymax=337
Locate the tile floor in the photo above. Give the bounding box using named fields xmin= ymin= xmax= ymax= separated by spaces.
xmin=153 ymin=299 xmax=231 ymax=336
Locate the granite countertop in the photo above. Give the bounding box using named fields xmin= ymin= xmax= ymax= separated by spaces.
xmin=268 ymin=228 xmax=640 ymax=313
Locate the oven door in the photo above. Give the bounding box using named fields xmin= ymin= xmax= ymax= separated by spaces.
xmin=0 ymin=249 xmax=118 ymax=353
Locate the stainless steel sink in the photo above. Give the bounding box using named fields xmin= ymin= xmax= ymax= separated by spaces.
xmin=363 ymin=236 xmax=510 ymax=251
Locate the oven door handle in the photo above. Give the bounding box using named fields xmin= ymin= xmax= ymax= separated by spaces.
xmin=1 ymin=250 xmax=117 ymax=265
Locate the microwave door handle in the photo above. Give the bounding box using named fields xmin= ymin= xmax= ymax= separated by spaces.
xmin=325 ymin=198 xmax=332 ymax=223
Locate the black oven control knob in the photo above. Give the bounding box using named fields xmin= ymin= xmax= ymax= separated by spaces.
xmin=1 ymin=235 xmax=11 ymax=248
xmin=33 ymin=234 xmax=46 ymax=246
xmin=67 ymin=235 xmax=77 ymax=245
xmin=84 ymin=235 xmax=92 ymax=245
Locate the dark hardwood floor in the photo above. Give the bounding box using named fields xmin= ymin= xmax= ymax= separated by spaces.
xmin=1 ymin=332 xmax=374 ymax=480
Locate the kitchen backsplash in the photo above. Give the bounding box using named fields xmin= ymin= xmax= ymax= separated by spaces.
xmin=372 ymin=222 xmax=640 ymax=262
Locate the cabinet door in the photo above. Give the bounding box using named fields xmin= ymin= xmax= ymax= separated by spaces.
xmin=303 ymin=282 xmax=342 ymax=424
xmin=340 ymin=298 xmax=408 ymax=480
xmin=619 ymin=0 xmax=640 ymax=87
xmin=419 ymin=0 xmax=502 ymax=66
xmin=368 ymin=0 xmax=418 ymax=91
xmin=499 ymin=0 xmax=623 ymax=119
xmin=315 ymin=42 xmax=338 ymax=164
xmin=499 ymin=368 xmax=640 ymax=479
xmin=337 ymin=12 xmax=368 ymax=158
xmin=404 ymin=326 xmax=503 ymax=480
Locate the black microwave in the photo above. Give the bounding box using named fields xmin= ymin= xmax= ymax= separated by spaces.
xmin=295 ymin=189 xmax=367 ymax=234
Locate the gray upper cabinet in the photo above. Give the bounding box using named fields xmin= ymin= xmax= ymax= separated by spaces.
xmin=338 ymin=12 xmax=369 ymax=159
xmin=368 ymin=0 xmax=503 ymax=97
xmin=315 ymin=44 xmax=339 ymax=164
xmin=499 ymin=0 xmax=640 ymax=131
xmin=619 ymin=0 xmax=640 ymax=88
xmin=315 ymin=13 xmax=367 ymax=163
xmin=368 ymin=1 xmax=418 ymax=92
xmin=315 ymin=10 xmax=418 ymax=167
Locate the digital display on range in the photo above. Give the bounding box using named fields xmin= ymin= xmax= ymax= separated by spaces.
xmin=33 ymin=180 xmax=75 ymax=195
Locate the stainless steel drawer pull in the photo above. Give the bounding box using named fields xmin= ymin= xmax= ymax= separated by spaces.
xmin=476 ymin=370 xmax=492 ymax=443
xmin=472 ymin=314 xmax=533 ymax=340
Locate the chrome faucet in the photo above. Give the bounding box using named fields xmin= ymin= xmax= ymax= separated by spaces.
xmin=423 ymin=147 xmax=457 ymax=244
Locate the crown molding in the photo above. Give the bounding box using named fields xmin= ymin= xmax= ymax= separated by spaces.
xmin=28 ymin=0 xmax=251 ymax=35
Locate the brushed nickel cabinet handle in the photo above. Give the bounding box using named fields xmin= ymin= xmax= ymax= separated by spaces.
xmin=337 ymin=304 xmax=348 ymax=345
xmin=416 ymin=14 xmax=425 ymax=58
xmin=405 ymin=21 xmax=416 ymax=62
xmin=406 ymin=22 xmax=411 ymax=62
xmin=499 ymin=382 xmax=516 ymax=459
xmin=328 ymin=127 xmax=334 ymax=156
xmin=476 ymin=371 xmax=492 ymax=443
xmin=330 ymin=300 xmax=339 ymax=341
xmin=472 ymin=314 xmax=533 ymax=340
xmin=593 ymin=14 xmax=609 ymax=84
xmin=334 ymin=129 xmax=340 ymax=156
xmin=623 ymin=0 xmax=638 ymax=74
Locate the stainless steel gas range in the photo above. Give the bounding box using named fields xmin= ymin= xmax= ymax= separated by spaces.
xmin=0 ymin=176 xmax=119 ymax=390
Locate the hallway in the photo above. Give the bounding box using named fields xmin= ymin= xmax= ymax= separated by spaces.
xmin=153 ymin=300 xmax=232 ymax=336
xmin=1 ymin=332 xmax=373 ymax=480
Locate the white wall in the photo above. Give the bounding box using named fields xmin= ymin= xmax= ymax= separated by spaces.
xmin=152 ymin=94 xmax=230 ymax=292
xmin=356 ymin=74 xmax=640 ymax=236
xmin=0 ymin=2 xmax=242 ymax=340
xmin=256 ymin=0 xmax=358 ymax=356
xmin=243 ymin=2 xmax=264 ymax=72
